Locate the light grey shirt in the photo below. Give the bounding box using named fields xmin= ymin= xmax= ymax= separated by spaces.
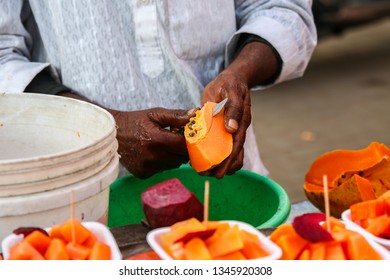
xmin=0 ymin=0 xmax=317 ymax=176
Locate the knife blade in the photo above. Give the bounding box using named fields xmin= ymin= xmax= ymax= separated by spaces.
xmin=212 ymin=98 xmax=228 ymax=116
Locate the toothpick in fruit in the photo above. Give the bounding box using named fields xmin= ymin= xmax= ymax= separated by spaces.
xmin=204 ymin=180 xmax=210 ymax=226
xmin=323 ymin=174 xmax=331 ymax=232
xmin=70 ymin=190 xmax=76 ymax=244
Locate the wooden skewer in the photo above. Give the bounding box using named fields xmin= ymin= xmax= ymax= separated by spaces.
xmin=70 ymin=190 xmax=76 ymax=244
xmin=323 ymin=174 xmax=331 ymax=232
xmin=204 ymin=180 xmax=210 ymax=226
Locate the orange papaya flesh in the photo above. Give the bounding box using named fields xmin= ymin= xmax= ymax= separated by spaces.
xmin=24 ymin=230 xmax=52 ymax=255
xmin=304 ymin=142 xmax=390 ymax=217
xmin=184 ymin=101 xmax=233 ymax=172
xmin=88 ymin=241 xmax=111 ymax=260
xmin=275 ymin=234 xmax=309 ymax=260
xmin=160 ymin=217 xmax=206 ymax=252
xmin=44 ymin=238 xmax=69 ymax=260
xmin=305 ymin=142 xmax=390 ymax=188
xmin=350 ymin=199 xmax=386 ymax=221
xmin=239 ymin=230 xmax=269 ymax=259
xmin=269 ymin=214 xmax=384 ymax=260
xmin=324 ymin=241 xmax=346 ymax=260
xmin=348 ymin=189 xmax=390 ymax=240
xmin=66 ymin=242 xmax=91 ymax=260
xmin=183 ymin=237 xmax=212 ymax=260
xmin=345 ymin=232 xmax=382 ymax=260
xmin=207 ymin=225 xmax=244 ymax=259
xmin=9 ymin=240 xmax=45 ymax=260
xmin=215 ymin=251 xmax=246 ymax=260
xmin=6 ymin=218 xmax=113 ymax=260
xmin=364 ymin=215 xmax=390 ymax=239
xmin=160 ymin=218 xmax=270 ymax=260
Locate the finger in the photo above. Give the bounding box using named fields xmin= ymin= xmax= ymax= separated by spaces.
xmin=154 ymin=129 xmax=189 ymax=156
xmin=213 ymin=148 xmax=244 ymax=179
xmin=148 ymin=107 xmax=198 ymax=128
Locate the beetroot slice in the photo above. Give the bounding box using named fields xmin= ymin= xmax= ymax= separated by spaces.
xmin=175 ymin=228 xmax=216 ymax=244
xmin=13 ymin=227 xmax=49 ymax=237
xmin=141 ymin=178 xmax=204 ymax=229
xmin=292 ymin=213 xmax=334 ymax=243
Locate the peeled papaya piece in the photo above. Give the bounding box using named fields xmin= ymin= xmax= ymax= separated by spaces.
xmin=141 ymin=178 xmax=204 ymax=229
xmin=304 ymin=142 xmax=390 ymax=217
xmin=184 ymin=101 xmax=233 ymax=172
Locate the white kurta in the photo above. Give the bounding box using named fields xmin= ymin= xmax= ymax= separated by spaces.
xmin=0 ymin=0 xmax=317 ymax=177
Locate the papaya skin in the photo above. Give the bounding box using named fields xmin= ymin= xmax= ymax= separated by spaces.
xmin=184 ymin=102 xmax=233 ymax=172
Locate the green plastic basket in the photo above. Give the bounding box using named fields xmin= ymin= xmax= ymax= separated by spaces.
xmin=108 ymin=165 xmax=290 ymax=229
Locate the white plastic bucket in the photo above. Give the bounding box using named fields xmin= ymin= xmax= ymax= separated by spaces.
xmin=0 ymin=92 xmax=119 ymax=241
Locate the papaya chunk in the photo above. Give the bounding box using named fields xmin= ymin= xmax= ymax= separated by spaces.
xmin=44 ymin=238 xmax=69 ymax=260
xmin=9 ymin=240 xmax=45 ymax=260
xmin=59 ymin=218 xmax=91 ymax=244
xmin=363 ymin=215 xmax=390 ymax=239
xmin=88 ymin=241 xmax=111 ymax=260
xmin=207 ymin=225 xmax=244 ymax=259
xmin=183 ymin=237 xmax=212 ymax=260
xmin=24 ymin=230 xmax=52 ymax=255
xmin=345 ymin=232 xmax=382 ymax=260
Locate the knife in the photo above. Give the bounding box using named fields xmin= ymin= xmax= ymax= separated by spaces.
xmin=212 ymin=98 xmax=228 ymax=116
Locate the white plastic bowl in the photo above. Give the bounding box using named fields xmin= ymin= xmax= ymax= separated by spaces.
xmin=341 ymin=209 xmax=390 ymax=250
xmin=1 ymin=221 xmax=122 ymax=260
xmin=0 ymin=92 xmax=117 ymax=195
xmin=146 ymin=220 xmax=282 ymax=260
xmin=0 ymin=92 xmax=119 ymax=241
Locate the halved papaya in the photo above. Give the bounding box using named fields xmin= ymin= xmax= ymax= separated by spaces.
xmin=184 ymin=101 xmax=233 ymax=172
xmin=304 ymin=142 xmax=390 ymax=217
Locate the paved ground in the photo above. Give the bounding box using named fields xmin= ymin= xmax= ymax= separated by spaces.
xmin=251 ymin=19 xmax=390 ymax=204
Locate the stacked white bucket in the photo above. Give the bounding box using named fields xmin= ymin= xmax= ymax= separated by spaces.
xmin=0 ymin=93 xmax=119 ymax=241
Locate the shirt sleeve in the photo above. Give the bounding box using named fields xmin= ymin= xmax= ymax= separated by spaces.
xmin=227 ymin=0 xmax=318 ymax=89
xmin=0 ymin=0 xmax=49 ymax=93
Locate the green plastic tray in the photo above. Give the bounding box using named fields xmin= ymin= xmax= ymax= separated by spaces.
xmin=108 ymin=165 xmax=291 ymax=229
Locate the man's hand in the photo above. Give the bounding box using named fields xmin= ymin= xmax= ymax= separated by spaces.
xmin=58 ymin=91 xmax=196 ymax=179
xmin=201 ymin=40 xmax=279 ymax=178
xmin=111 ymin=107 xmax=196 ymax=178
xmin=201 ymin=71 xmax=251 ymax=178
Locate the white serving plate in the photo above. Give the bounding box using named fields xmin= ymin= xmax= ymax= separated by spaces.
xmin=341 ymin=209 xmax=390 ymax=251
xmin=1 ymin=221 xmax=122 ymax=260
xmin=146 ymin=220 xmax=282 ymax=260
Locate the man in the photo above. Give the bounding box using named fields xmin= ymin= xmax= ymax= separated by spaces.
xmin=0 ymin=0 xmax=317 ymax=179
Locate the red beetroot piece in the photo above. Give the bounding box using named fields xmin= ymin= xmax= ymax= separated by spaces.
xmin=141 ymin=178 xmax=204 ymax=229
xmin=13 ymin=227 xmax=49 ymax=237
xmin=292 ymin=213 xmax=334 ymax=243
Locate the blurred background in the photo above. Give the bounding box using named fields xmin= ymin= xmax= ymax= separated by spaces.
xmin=251 ymin=0 xmax=390 ymax=204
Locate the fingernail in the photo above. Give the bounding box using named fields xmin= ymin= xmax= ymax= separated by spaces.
xmin=228 ymin=119 xmax=238 ymax=131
